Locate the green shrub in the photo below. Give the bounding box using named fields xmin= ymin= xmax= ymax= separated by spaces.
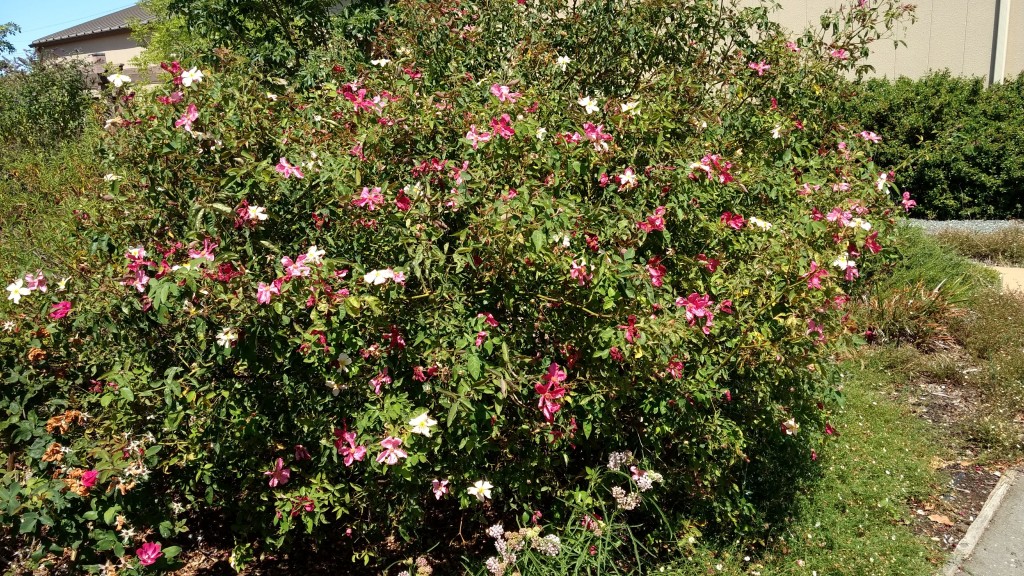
xmin=164 ymin=0 xmax=339 ymax=74
xmin=0 ymin=0 xmax=913 ymax=571
xmin=0 ymin=58 xmax=92 ymax=148
xmin=848 ymin=70 xmax=1024 ymax=219
xmin=0 ymin=130 xmax=108 ymax=282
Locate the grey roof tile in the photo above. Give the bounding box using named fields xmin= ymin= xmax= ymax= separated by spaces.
xmin=30 ymin=5 xmax=153 ymax=47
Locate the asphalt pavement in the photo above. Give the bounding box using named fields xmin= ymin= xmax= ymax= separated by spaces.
xmin=947 ymin=471 xmax=1024 ymax=575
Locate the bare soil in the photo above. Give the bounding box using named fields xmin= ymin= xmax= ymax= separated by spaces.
xmin=893 ymin=347 xmax=1019 ymax=551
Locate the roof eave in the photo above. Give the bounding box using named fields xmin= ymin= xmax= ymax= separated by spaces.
xmin=30 ymin=21 xmax=151 ymax=48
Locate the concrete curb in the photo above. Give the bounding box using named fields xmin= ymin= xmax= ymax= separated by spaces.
xmin=942 ymin=469 xmax=1019 ymax=576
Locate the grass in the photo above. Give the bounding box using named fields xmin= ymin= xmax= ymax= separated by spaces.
xmin=868 ymin=227 xmax=1024 ymax=460
xmin=656 ymin=357 xmax=947 ymax=576
xmin=949 ymin=288 xmax=1024 ymax=458
xmin=935 ymin=226 xmax=1024 ymax=267
xmin=852 ymin=226 xmax=999 ymax=349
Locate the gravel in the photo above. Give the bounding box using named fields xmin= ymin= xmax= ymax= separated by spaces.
xmin=907 ymin=219 xmax=1024 ymax=235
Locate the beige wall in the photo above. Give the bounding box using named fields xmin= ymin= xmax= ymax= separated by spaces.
xmin=36 ymin=31 xmax=144 ymax=69
xmin=1007 ymin=0 xmax=1024 ymax=79
xmin=765 ymin=0 xmax=1024 ymax=83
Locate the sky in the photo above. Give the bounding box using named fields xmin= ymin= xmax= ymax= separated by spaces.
xmin=2 ymin=1 xmax=139 ymax=57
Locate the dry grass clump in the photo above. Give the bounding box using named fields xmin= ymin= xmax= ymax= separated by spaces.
xmin=950 ymin=289 xmax=1024 ymax=456
xmin=935 ymin=225 xmax=1024 ymax=267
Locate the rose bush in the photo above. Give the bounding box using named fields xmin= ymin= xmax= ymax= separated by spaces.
xmin=0 ymin=0 xmax=915 ymax=571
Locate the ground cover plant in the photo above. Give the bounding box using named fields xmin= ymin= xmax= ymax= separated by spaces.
xmin=0 ymin=0 xmax=919 ymax=573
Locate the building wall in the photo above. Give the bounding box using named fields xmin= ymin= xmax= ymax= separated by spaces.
xmin=36 ymin=31 xmax=144 ymax=69
xmin=764 ymin=0 xmax=1023 ymax=82
xmin=1007 ymin=0 xmax=1024 ymax=79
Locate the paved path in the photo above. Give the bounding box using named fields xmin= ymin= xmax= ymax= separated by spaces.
xmin=992 ymin=266 xmax=1024 ymax=293
xmin=954 ymin=471 xmax=1024 ymax=575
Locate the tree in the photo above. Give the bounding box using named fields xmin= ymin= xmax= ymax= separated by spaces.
xmin=165 ymin=0 xmax=336 ymax=73
xmin=0 ymin=22 xmax=21 ymax=56
xmin=131 ymin=0 xmax=210 ymax=68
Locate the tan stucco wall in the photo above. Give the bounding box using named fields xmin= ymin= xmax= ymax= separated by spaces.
xmin=1008 ymin=0 xmax=1024 ymax=79
xmin=763 ymin=0 xmax=1023 ymax=82
xmin=36 ymin=31 xmax=144 ymax=69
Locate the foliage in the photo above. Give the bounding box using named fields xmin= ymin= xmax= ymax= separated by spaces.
xmin=131 ymin=0 xmax=208 ymax=69
xmin=847 ymin=70 xmax=1024 ymax=219
xmin=0 ymin=57 xmax=92 ymax=148
xmin=164 ymin=0 xmax=339 ymax=74
xmin=0 ymin=130 xmax=107 ymax=283
xmin=0 ymin=21 xmax=20 ymax=56
xmin=0 ymin=0 xmax=915 ymax=572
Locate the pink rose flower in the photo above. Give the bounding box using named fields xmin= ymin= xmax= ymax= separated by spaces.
xmin=49 ymin=301 xmax=72 ymax=319
xmin=136 ymin=542 xmax=163 ymax=566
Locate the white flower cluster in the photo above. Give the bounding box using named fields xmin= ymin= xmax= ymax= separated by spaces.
xmin=530 ymin=534 xmax=561 ymax=556
xmin=486 ymin=524 xmax=505 ymax=539
xmin=484 ymin=524 xmax=560 ymax=575
xmin=635 ymin=470 xmax=664 ymax=492
xmin=607 ymin=450 xmax=635 ymax=471
xmin=611 ymin=486 xmax=641 ymax=510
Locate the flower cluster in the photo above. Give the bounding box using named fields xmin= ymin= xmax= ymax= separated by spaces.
xmin=482 ymin=523 xmax=561 ymax=576
xmin=6 ymin=270 xmax=48 ymax=305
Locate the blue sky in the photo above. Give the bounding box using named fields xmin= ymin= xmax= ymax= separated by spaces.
xmin=2 ymin=1 xmax=138 ymax=56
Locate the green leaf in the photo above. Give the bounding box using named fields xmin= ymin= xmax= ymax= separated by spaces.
xmin=209 ymin=203 xmax=234 ymax=214
xmin=344 ymin=297 xmax=361 ymax=317
xmin=531 ymin=229 xmax=545 ymax=252
xmin=446 ymin=401 xmax=459 ymax=427
xmin=103 ymin=506 xmax=119 ymax=526
xmin=19 ymin=512 xmax=38 ymax=534
xmin=159 ymin=520 xmax=175 ymax=538
xmin=467 ymin=354 xmax=481 ymax=379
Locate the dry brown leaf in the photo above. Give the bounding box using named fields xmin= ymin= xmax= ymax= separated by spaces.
xmin=928 ymin=514 xmax=955 ymax=526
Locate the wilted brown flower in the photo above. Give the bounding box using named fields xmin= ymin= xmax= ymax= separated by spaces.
xmin=64 ymin=468 xmax=88 ymax=497
xmin=42 ymin=442 xmax=64 ymax=463
xmin=45 ymin=410 xmax=85 ymax=434
xmin=116 ymin=478 xmax=136 ymax=495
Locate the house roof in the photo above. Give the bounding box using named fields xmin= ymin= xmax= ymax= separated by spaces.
xmin=30 ymin=5 xmax=153 ymax=47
